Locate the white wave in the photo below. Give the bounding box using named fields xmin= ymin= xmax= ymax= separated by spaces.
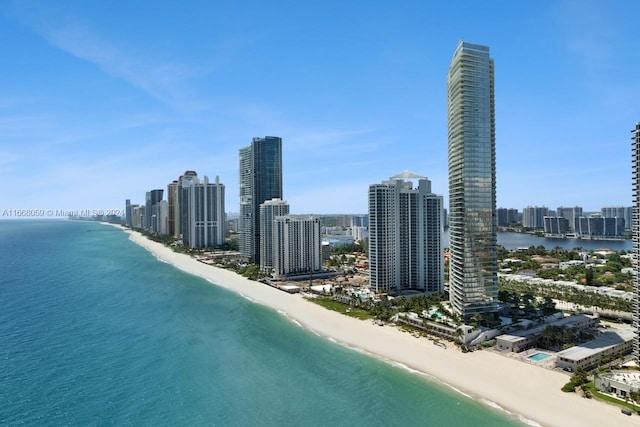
xmin=476 ymin=399 xmax=541 ymax=427
xmin=446 ymin=385 xmax=473 ymax=400
xmin=517 ymin=415 xmax=542 ymax=427
xmin=480 ymin=400 xmax=537 ymax=426
xmin=240 ymin=293 xmax=255 ymax=303
xmin=390 ymin=361 xmax=422 ymax=376
xmin=480 ymin=398 xmax=508 ymax=413
xmin=274 ymin=309 xmax=303 ymax=328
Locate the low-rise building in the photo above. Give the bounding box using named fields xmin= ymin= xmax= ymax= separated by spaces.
xmin=397 ymin=312 xmax=461 ymax=341
xmin=594 ymin=370 xmax=640 ymax=399
xmin=495 ymin=314 xmax=597 ymax=353
xmin=559 ymin=260 xmax=584 ymax=270
xmin=555 ymin=329 xmax=634 ymax=371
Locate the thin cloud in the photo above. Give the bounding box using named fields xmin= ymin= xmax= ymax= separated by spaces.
xmin=47 ymin=27 xmax=198 ymax=110
xmin=8 ymin=3 xmax=202 ymax=112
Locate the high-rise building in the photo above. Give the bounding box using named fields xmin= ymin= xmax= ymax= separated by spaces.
xmin=350 ymin=214 xmax=369 ymax=228
xmin=273 ymin=215 xmax=322 ymax=277
xmin=180 ymin=175 xmax=226 ymax=249
xmin=631 ymin=122 xmax=640 ymax=360
xmin=522 ymin=206 xmax=549 ymax=229
xmin=132 ymin=205 xmax=144 ymax=228
xmin=125 ymin=199 xmax=132 ymax=227
xmin=601 ymin=206 xmax=628 ymax=234
xmin=496 ymin=208 xmax=519 ymax=227
xmin=544 ymin=216 xmax=570 ymax=235
xmin=625 ymin=206 xmax=633 ymax=231
xmin=260 ymin=198 xmax=290 ymax=272
xmin=174 ymin=171 xmax=199 ymax=239
xmin=144 ymin=189 xmax=164 ymax=232
xmin=351 ymin=226 xmax=369 ymax=243
xmin=447 ymin=41 xmax=497 ymax=319
xmin=239 ymin=136 xmax=283 ymax=263
xmin=572 ymin=214 xmax=624 ymax=238
xmin=167 ymin=180 xmax=179 ymax=237
xmin=368 ymin=172 xmax=444 ymax=294
xmin=601 ymin=206 xmax=625 ymax=219
xmin=144 ymin=192 xmax=151 ymax=229
xmin=156 ymin=200 xmax=168 ymax=235
xmin=557 ymin=206 xmax=583 ymax=233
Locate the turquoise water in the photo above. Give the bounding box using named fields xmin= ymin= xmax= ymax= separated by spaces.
xmin=0 ymin=220 xmax=523 ymax=426
xmin=528 ymin=352 xmax=551 ymax=362
xmin=428 ymin=309 xmax=443 ymax=319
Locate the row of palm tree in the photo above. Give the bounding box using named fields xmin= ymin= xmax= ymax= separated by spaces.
xmin=499 ymin=277 xmax=632 ymax=313
xmin=538 ymin=325 xmax=595 ymax=351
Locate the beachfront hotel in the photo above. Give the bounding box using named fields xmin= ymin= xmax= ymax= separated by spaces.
xmin=167 ymin=171 xmax=199 ymax=239
xmin=632 ymin=122 xmax=640 ymax=361
xmin=272 ymin=215 xmax=322 ymax=278
xmin=368 ymin=171 xmax=444 ymax=294
xmin=447 ymin=41 xmax=498 ymax=319
xmin=239 ymin=136 xmax=283 ymax=264
xmin=260 ymin=198 xmax=290 ymax=272
xmin=180 ymin=175 xmax=226 ymax=249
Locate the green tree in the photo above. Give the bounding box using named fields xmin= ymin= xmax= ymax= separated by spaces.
xmin=629 ymin=390 xmax=640 ymax=412
xmin=538 ymin=296 xmax=556 ymax=316
xmin=585 ymin=268 xmax=594 ymax=286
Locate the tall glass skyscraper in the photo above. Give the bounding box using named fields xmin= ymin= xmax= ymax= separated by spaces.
xmin=447 ymin=41 xmax=497 ymax=319
xmin=239 ymin=136 xmax=283 ymax=263
xmin=631 ymin=122 xmax=640 ymax=361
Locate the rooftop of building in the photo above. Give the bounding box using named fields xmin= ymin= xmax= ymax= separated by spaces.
xmin=556 ymin=329 xmax=635 ymax=362
xmin=600 ymin=370 xmax=640 ymax=388
xmin=496 ymin=314 xmax=597 ymax=343
xmin=390 ymin=170 xmax=426 ymax=180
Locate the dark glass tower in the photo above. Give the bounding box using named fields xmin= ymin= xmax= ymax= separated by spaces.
xmin=239 ymin=136 xmax=283 ymax=263
xmin=447 ymin=41 xmax=498 ymax=319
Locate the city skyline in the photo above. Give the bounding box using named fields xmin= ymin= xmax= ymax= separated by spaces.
xmin=1 ymin=1 xmax=639 ymax=215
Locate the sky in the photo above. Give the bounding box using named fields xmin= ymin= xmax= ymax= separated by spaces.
xmin=1 ymin=0 xmax=639 ymax=216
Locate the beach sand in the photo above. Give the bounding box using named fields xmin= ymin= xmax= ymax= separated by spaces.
xmin=120 ymin=226 xmax=637 ymax=427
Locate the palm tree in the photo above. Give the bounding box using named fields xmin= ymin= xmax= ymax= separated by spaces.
xmin=470 ymin=313 xmax=482 ymax=328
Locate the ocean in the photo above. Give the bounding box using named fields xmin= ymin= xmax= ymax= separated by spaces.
xmin=0 ymin=220 xmax=523 ymax=426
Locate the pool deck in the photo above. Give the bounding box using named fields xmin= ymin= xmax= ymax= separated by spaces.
xmin=499 ymin=348 xmax=559 ymax=370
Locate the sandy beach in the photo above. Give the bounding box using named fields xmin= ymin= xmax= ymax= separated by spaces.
xmin=120 ymin=226 xmax=636 ymax=427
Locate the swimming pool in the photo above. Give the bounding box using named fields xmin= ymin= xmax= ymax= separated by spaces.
xmin=528 ymin=352 xmax=551 ymax=362
xmin=428 ymin=310 xmax=443 ymax=319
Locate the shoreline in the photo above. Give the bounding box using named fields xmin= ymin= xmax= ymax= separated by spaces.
xmin=113 ymin=225 xmax=636 ymax=427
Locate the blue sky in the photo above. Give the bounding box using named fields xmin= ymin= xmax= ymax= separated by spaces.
xmin=1 ymin=0 xmax=638 ymax=215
